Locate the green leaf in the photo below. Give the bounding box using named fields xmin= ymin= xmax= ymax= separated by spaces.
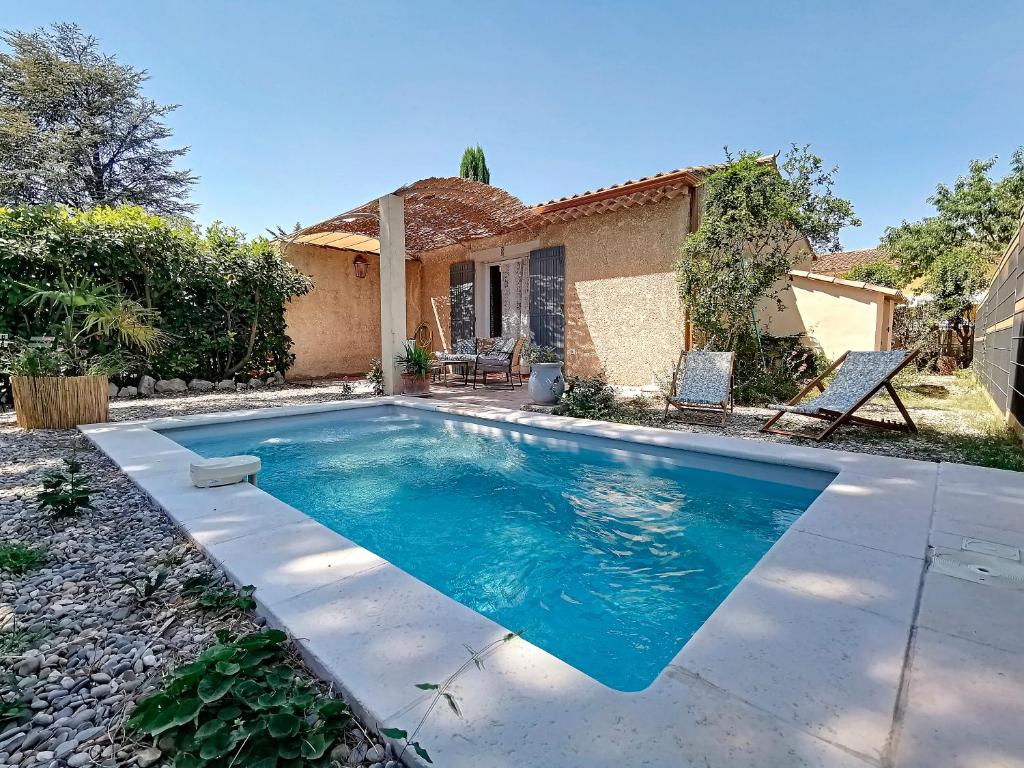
xmin=443 ymin=692 xmax=462 ymax=718
xmin=300 ymin=732 xmax=330 ymax=759
xmin=198 ymin=727 xmax=235 ymax=760
xmin=169 ymin=697 xmax=203 ymax=728
xmin=217 ymin=704 xmax=243 ymax=721
xmin=412 ymin=741 xmax=433 ymax=763
xmin=194 ymin=718 xmax=226 ymax=740
xmin=197 ymin=674 xmax=233 ymax=703
xmin=266 ymin=712 xmax=301 ymax=738
xmin=414 ymin=682 xmax=439 ymax=690
xmin=215 ymin=660 xmax=241 ymax=676
xmin=380 ymin=727 xmax=407 ymax=740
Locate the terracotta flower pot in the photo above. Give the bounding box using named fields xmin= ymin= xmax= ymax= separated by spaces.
xmin=400 ymin=372 xmax=430 ymax=396
xmin=11 ymin=374 xmax=109 ymax=430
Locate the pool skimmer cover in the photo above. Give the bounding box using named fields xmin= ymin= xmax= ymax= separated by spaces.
xmin=930 ymin=550 xmax=1024 ymax=589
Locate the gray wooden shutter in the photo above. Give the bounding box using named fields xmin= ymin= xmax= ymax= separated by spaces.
xmin=529 ymin=246 xmax=565 ymax=357
xmin=449 ymin=261 xmax=475 ymax=347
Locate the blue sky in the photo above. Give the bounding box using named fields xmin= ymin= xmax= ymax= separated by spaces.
xmin=7 ymin=1 xmax=1024 ymax=250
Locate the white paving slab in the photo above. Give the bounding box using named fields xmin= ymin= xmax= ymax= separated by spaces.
xmin=204 ymin=518 xmax=387 ymax=608
xmin=675 ymin=575 xmax=909 ymax=761
xmin=755 ymin=528 xmax=924 ymax=622
xmin=82 ymin=397 xmax=1018 ymax=768
xmin=894 ymin=628 xmax=1024 ymax=768
xmin=794 ymin=469 xmax=937 ymax=559
xmin=915 ymin=570 xmax=1024 ymax=655
xmin=385 ymin=650 xmax=875 ymax=768
xmin=263 ymin=564 xmax=511 ymax=727
xmin=933 ymin=462 xmax=1024 ymax=529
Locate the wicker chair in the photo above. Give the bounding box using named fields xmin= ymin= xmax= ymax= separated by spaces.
xmin=473 ymin=336 xmax=525 ymax=389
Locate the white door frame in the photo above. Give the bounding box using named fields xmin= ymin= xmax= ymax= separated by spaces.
xmin=472 ymin=240 xmax=539 ymax=338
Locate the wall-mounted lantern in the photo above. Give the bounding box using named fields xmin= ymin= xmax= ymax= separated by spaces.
xmin=353 ymin=254 xmax=369 ymax=279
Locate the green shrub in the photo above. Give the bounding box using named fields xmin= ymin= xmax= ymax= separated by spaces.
xmin=36 ymin=453 xmax=95 ymax=518
xmin=561 ymin=375 xmax=617 ymax=419
xmin=0 ymin=205 xmax=311 ymax=381
xmin=128 ymin=629 xmax=352 ymax=767
xmin=731 ymin=333 xmax=826 ymax=405
xmin=183 ymin=576 xmax=257 ymax=612
xmin=0 ymin=543 xmax=46 ymax=575
xmin=395 ymin=342 xmax=432 ymax=376
xmin=367 ymin=358 xmax=385 ymax=395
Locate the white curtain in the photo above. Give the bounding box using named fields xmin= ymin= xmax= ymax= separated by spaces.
xmin=499 ymin=259 xmax=530 ymax=339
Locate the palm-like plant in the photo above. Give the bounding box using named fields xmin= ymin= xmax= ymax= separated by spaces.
xmin=18 ymin=276 xmax=167 ymax=376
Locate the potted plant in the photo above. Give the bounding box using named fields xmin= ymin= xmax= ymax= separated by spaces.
xmin=2 ymin=277 xmax=166 ymax=429
xmin=395 ymin=342 xmax=432 ymax=396
xmin=523 ymin=344 xmax=564 ymax=405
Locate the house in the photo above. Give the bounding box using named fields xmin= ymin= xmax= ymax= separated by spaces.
xmin=281 ymin=161 xmax=904 ymax=387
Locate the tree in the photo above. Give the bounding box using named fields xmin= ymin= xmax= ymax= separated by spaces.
xmin=0 ymin=23 xmax=196 ymax=215
xmin=883 ymin=148 xmax=1024 ymax=278
xmin=843 ymin=259 xmax=906 ymax=289
xmin=676 ymin=145 xmax=860 ymax=349
xmin=458 ymin=145 xmax=490 ymax=184
xmin=882 ymin=148 xmax=1024 ymax=365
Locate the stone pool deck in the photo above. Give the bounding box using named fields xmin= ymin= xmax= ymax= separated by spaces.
xmin=80 ymin=397 xmax=1024 ymax=768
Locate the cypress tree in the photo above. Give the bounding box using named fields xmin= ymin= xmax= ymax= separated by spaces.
xmin=458 ymin=145 xmax=490 ymax=184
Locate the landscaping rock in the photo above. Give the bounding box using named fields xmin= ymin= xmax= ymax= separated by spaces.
xmin=137 ymin=375 xmax=156 ymax=396
xmin=270 ymin=371 xmax=286 ymax=386
xmin=116 ymin=386 xmax=137 ymax=398
xmin=154 ymin=378 xmax=187 ymax=393
xmin=107 ymin=382 xmax=119 ymax=398
xmin=135 ymin=746 xmax=162 ymax=767
xmin=215 ymin=379 xmax=234 ymax=391
xmin=187 ymin=379 xmax=214 ymax=392
xmin=247 ymin=378 xmax=263 ymax=389
xmin=0 ymin=379 xmax=384 ymax=768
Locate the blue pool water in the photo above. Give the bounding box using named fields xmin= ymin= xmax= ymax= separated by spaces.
xmin=164 ymin=406 xmax=831 ymax=691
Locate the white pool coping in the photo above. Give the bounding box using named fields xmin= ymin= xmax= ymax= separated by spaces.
xmin=81 ymin=396 xmax=944 ymax=767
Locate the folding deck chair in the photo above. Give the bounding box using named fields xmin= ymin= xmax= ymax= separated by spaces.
xmin=760 ymin=350 xmax=919 ymax=442
xmin=663 ymin=350 xmax=735 ymax=426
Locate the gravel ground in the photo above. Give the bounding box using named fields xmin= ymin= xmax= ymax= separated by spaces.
xmin=611 ymin=374 xmax=1022 ymax=468
xmin=0 ymin=382 xmax=388 ymax=768
xmin=0 ymin=374 xmax=1017 ymax=767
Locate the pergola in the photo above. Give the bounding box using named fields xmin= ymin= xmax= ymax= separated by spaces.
xmin=283 ymin=178 xmax=537 ymax=394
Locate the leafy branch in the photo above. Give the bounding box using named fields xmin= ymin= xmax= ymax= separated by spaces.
xmin=381 ymin=630 xmax=524 ymax=764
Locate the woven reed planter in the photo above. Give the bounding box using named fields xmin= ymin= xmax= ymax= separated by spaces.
xmin=11 ymin=375 xmax=109 ymax=430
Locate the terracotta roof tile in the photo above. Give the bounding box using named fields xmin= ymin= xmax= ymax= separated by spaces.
xmin=811 ymin=248 xmax=890 ymax=276
xmin=530 ymin=156 xmax=776 ymax=224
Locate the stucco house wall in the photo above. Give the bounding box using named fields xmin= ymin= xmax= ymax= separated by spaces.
xmin=284 ymin=243 xmax=422 ymax=379
xmin=537 ymin=195 xmax=690 ymax=385
xmin=765 ymin=274 xmax=895 ymax=360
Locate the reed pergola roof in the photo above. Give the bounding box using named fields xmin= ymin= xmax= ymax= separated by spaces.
xmin=286 ymin=177 xmax=538 ymax=257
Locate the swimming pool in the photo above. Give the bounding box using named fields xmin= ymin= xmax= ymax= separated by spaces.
xmin=163 ymin=406 xmax=833 ymax=691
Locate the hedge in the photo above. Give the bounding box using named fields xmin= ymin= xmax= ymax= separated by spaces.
xmin=0 ymin=205 xmax=312 ymax=381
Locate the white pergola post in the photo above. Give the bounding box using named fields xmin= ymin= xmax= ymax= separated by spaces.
xmin=378 ymin=194 xmax=406 ymax=396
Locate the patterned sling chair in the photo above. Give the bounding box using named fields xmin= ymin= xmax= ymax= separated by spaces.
xmin=761 ymin=349 xmax=919 ymax=442
xmin=663 ymin=350 xmax=736 ymax=426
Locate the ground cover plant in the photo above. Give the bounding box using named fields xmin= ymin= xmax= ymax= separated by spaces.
xmin=0 ymin=542 xmax=46 ymax=575
xmin=127 ymin=629 xmax=355 ymax=767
